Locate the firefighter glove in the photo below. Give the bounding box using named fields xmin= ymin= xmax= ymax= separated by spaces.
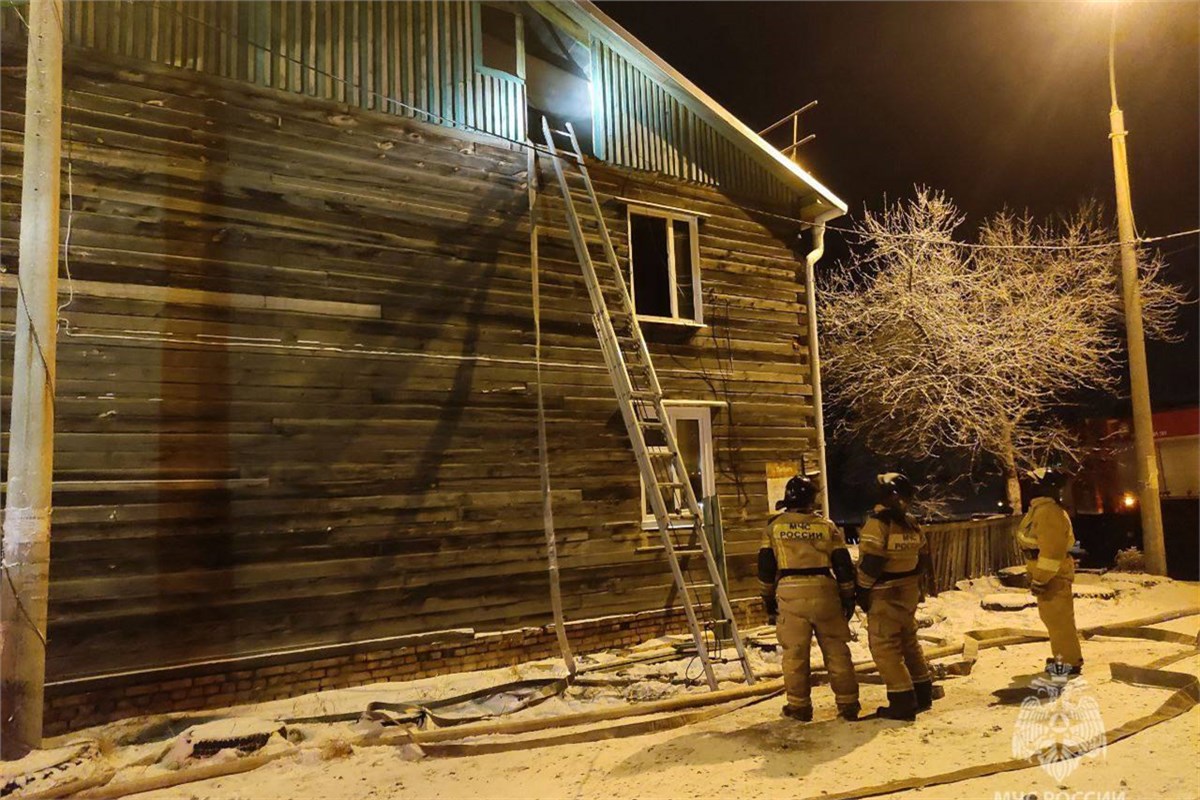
xmin=762 ymin=593 xmax=778 ymax=625
xmin=841 ymin=594 xmax=856 ymax=621
xmin=856 ymin=585 xmax=872 ymax=613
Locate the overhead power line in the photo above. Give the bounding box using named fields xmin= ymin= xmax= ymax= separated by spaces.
xmin=819 ymin=224 xmax=1200 ymax=253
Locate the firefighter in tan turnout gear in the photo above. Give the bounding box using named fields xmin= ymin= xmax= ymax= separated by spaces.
xmin=855 ymin=473 xmax=937 ymax=721
xmin=1017 ymin=467 xmax=1083 ymax=677
xmin=759 ymin=475 xmax=860 ymax=722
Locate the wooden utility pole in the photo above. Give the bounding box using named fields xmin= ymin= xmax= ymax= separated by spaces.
xmin=1 ymin=0 xmax=63 ymax=759
xmin=1107 ymin=8 xmax=1166 ymax=575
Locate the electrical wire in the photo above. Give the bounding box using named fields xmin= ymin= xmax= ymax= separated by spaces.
xmin=818 ymin=222 xmax=1200 ymax=253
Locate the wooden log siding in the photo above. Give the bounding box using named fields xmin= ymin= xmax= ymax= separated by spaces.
xmin=0 ymin=48 xmax=818 ymax=682
xmin=924 ymin=516 xmax=1023 ymax=594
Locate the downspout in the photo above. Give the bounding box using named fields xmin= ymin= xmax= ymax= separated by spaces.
xmin=802 ymin=209 xmax=842 ymax=516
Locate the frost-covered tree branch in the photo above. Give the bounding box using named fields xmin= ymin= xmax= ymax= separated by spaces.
xmin=819 ymin=189 xmax=1189 ymax=510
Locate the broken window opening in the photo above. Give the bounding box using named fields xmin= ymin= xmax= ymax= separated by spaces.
xmin=523 ymin=9 xmax=594 ymax=155
xmin=628 ymin=209 xmax=702 ymax=323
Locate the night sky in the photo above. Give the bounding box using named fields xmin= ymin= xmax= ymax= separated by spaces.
xmin=599 ymin=1 xmax=1200 ymax=411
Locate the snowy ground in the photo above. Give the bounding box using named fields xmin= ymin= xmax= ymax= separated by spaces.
xmin=24 ymin=573 xmax=1200 ymax=800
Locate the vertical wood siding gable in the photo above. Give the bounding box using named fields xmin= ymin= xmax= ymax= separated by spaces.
xmin=590 ymin=38 xmax=791 ymax=205
xmin=4 ymin=0 xmax=526 ymax=143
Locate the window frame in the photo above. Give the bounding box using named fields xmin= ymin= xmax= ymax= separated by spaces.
xmin=626 ymin=206 xmax=703 ymax=325
xmin=473 ymin=2 xmax=526 ymax=81
xmin=640 ymin=405 xmax=717 ymax=529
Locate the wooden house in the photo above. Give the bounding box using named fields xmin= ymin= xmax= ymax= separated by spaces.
xmin=0 ymin=0 xmax=847 ymax=733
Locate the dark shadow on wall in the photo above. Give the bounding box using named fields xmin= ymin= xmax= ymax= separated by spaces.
xmin=324 ymin=176 xmax=533 ymax=641
xmin=156 ymin=92 xmax=235 ymax=668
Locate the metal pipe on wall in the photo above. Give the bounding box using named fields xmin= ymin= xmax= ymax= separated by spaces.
xmin=802 ymin=209 xmax=842 ymax=517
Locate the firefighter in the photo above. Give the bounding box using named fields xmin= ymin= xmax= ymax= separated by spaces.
xmin=856 ymin=473 xmax=936 ymax=721
xmin=759 ymin=474 xmax=860 ymax=722
xmin=1016 ymin=467 xmax=1083 ymax=677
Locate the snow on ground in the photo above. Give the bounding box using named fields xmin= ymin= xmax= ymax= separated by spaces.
xmin=46 ymin=574 xmax=1200 ymax=799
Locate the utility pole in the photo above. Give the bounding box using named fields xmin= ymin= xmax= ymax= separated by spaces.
xmin=1107 ymin=7 xmax=1167 ymax=575
xmin=1 ymin=0 xmax=63 ymax=759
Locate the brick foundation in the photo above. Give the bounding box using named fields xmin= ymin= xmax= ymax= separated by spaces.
xmin=45 ymin=599 xmax=765 ymax=736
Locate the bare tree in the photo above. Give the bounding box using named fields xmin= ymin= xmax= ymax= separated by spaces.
xmin=819 ymin=190 xmax=1186 ymax=511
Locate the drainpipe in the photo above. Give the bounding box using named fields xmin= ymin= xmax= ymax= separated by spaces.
xmin=802 ymin=209 xmax=842 ymax=517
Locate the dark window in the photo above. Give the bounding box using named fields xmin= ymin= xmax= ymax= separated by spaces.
xmin=480 ymin=5 xmax=520 ymax=77
xmin=628 ymin=211 xmax=701 ymax=321
xmin=630 ymin=213 xmax=672 ymax=317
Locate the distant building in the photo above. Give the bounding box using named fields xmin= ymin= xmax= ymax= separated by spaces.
xmin=1074 ymin=407 xmax=1200 ymax=513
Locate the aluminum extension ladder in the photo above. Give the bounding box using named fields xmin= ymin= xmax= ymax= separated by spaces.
xmin=539 ymin=118 xmax=755 ymax=689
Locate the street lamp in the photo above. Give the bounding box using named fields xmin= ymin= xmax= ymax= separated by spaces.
xmin=1105 ymin=6 xmax=1167 ymax=575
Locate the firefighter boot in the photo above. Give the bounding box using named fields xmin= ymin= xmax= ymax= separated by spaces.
xmin=782 ymin=704 xmax=813 ymax=722
xmin=913 ymin=679 xmax=935 ymax=712
xmin=876 ymin=690 xmax=918 ymax=721
xmin=837 ymin=701 xmax=861 ymax=721
xmin=1046 ymin=658 xmax=1083 ymax=679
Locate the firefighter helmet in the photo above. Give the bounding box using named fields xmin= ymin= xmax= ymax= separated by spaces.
xmin=877 ymin=472 xmax=915 ymax=501
xmin=1026 ymin=467 xmax=1068 ymax=494
xmin=776 ymin=474 xmax=818 ymax=510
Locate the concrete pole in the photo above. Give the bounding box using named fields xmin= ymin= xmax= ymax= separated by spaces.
xmin=1 ymin=0 xmax=63 ymax=759
xmin=1107 ymin=8 xmax=1167 ymax=575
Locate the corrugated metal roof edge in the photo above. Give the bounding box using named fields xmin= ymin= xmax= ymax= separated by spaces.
xmin=568 ymin=0 xmax=848 ymax=219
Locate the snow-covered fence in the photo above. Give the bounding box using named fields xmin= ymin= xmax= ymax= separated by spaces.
xmin=925 ymin=516 xmax=1023 ymax=593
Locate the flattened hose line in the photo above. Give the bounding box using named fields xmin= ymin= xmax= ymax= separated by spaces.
xmin=283 ymin=677 xmax=571 ymax=728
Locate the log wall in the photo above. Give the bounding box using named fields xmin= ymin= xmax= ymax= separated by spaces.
xmin=0 ymin=47 xmax=817 ymax=684
xmin=0 ymin=1 xmax=804 ymax=207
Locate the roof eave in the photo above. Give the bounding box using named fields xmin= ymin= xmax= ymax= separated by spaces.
xmin=569 ymin=1 xmax=849 ymax=219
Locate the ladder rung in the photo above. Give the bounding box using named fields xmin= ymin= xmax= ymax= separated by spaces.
xmin=549 ymin=128 xmax=572 ymax=137
xmin=646 ymin=446 xmax=674 ymax=457
xmin=672 ymin=547 xmax=703 ymax=555
xmin=629 ymin=390 xmax=659 ymax=400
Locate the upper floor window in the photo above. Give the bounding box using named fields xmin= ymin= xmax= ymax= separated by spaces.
xmin=627 ymin=208 xmax=702 ymax=324
xmin=477 ymin=4 xmax=525 ymax=79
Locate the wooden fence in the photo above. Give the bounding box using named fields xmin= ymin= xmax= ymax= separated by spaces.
xmin=925 ymin=515 xmax=1023 ymax=594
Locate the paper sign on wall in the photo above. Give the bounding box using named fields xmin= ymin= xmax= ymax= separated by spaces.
xmin=766 ymin=461 xmax=800 ymax=512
